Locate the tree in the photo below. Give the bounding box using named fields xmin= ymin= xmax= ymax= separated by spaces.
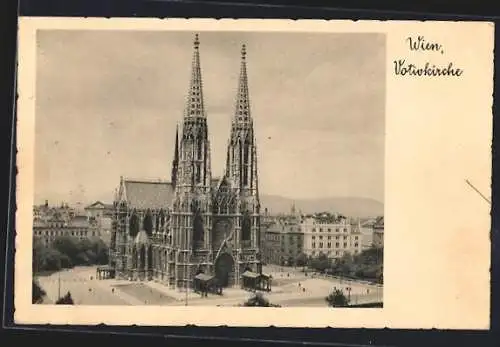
xmin=243 ymin=293 xmax=281 ymax=307
xmin=91 ymin=238 xmax=109 ymax=264
xmin=325 ymin=288 xmax=349 ymax=307
xmin=32 ymin=278 xmax=46 ymax=304
xmin=310 ymin=252 xmax=330 ymax=272
xmin=56 ymin=291 xmax=74 ymax=305
xmin=296 ymin=253 xmax=308 ymax=267
xmin=53 ymin=236 xmax=80 ymax=258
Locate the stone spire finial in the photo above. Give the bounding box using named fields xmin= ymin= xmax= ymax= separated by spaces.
xmin=241 ymin=44 xmax=246 ymax=59
xmin=194 ymin=33 xmax=200 ymax=49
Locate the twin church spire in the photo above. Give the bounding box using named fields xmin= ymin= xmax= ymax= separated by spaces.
xmin=172 ymin=34 xmax=258 ymax=195
xmin=185 ymin=34 xmax=206 ymax=119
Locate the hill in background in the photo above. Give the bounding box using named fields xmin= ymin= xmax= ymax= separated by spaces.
xmin=64 ymin=193 xmax=384 ymax=219
xmin=260 ymin=195 xmax=384 ymax=218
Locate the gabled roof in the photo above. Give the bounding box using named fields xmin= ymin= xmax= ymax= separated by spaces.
xmin=210 ymin=177 xmax=220 ymax=190
xmin=120 ymin=179 xmax=174 ymax=210
xmin=213 ymin=175 xmax=230 ymax=193
xmin=85 ymin=201 xmax=107 ymax=210
xmin=241 ymin=270 xmax=260 ymax=279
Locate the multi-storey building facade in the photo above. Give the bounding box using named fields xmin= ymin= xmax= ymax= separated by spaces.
xmin=302 ymin=213 xmax=362 ymax=259
xmin=261 ymin=206 xmax=304 ymax=266
xmin=33 ymin=202 xmax=100 ymax=247
xmin=109 ymin=35 xmax=262 ymax=290
xmin=85 ymin=201 xmax=114 ymax=245
xmin=261 ymin=220 xmax=282 ymax=265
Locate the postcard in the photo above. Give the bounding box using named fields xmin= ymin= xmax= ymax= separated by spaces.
xmin=15 ymin=17 xmax=493 ymax=329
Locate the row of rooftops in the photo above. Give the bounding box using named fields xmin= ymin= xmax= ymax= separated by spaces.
xmin=264 ymin=213 xmax=383 ymax=227
xmin=33 ymin=200 xmax=111 ymax=228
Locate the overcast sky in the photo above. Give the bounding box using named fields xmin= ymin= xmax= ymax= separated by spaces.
xmin=34 ymin=30 xmax=385 ymax=206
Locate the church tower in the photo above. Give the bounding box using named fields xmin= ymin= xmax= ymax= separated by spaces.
xmin=171 ymin=34 xmax=213 ymax=289
xmin=171 ymin=124 xmax=179 ymax=188
xmin=225 ymin=44 xmax=261 ymax=256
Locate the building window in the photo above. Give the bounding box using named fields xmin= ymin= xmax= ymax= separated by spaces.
xmin=327 ymin=242 xmax=331 ymax=248
xmin=343 ymin=243 xmax=347 ymax=248
xmin=312 ymin=228 xmax=315 ymax=232
xmin=328 ymin=228 xmax=331 ymax=232
xmin=336 ymin=242 xmax=339 ymax=247
xmin=344 ymin=228 xmax=347 ymax=232
xmin=319 ymin=242 xmax=323 ymax=248
xmin=312 ymin=236 xmax=316 ymax=240
xmin=319 ymin=228 xmax=322 ymax=232
xmin=336 ymin=228 xmax=339 ymax=232
xmin=328 ymin=236 xmax=331 ymax=240
xmin=312 ymin=242 xmax=316 ymax=248
xmin=354 ymin=243 xmax=359 ymax=247
xmin=355 ymin=236 xmax=358 ymax=240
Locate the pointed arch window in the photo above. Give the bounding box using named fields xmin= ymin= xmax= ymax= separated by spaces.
xmin=143 ymin=211 xmax=153 ymax=236
xmin=193 ymin=211 xmax=204 ymax=248
xmin=131 ymin=246 xmax=138 ymax=268
xmin=155 ymin=214 xmax=159 ymax=233
xmin=241 ymin=213 xmax=251 ymax=242
xmin=129 ymin=213 xmax=140 ymax=237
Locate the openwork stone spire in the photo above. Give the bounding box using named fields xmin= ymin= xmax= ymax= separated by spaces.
xmin=226 ymin=44 xmax=258 ymax=194
xmin=233 ymin=44 xmax=251 ymax=124
xmin=185 ymin=34 xmax=206 ymax=119
xmin=176 ymin=34 xmax=211 ymax=190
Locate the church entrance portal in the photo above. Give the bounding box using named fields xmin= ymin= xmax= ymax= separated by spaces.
xmin=215 ymin=253 xmax=234 ymax=288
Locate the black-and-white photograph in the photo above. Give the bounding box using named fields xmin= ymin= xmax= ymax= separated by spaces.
xmin=31 ymin=29 xmax=385 ymax=308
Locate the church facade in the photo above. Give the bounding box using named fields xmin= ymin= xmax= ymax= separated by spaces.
xmin=109 ymin=34 xmax=262 ymax=290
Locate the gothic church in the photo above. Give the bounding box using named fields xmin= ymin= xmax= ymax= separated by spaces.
xmin=109 ymin=34 xmax=262 ymax=290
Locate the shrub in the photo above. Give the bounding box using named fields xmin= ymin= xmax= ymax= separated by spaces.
xmin=55 ymin=291 xmax=74 ymax=305
xmin=32 ymin=278 xmax=46 ymax=304
xmin=325 ymin=288 xmax=349 ymax=307
xmin=243 ymin=293 xmax=281 ymax=307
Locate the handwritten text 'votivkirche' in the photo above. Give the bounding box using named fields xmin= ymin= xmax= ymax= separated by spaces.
xmin=394 ymin=36 xmax=463 ymax=77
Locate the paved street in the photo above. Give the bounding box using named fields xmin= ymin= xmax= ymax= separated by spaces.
xmin=35 ymin=265 xmax=383 ymax=307
xmin=37 ymin=267 xmax=132 ymax=305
